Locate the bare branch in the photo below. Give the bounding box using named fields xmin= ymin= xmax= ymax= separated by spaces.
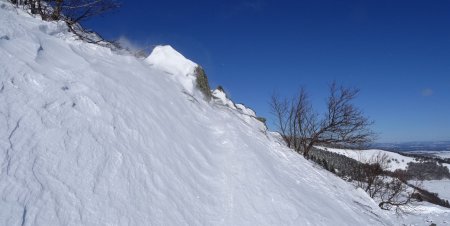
xmin=270 ymin=81 xmax=374 ymax=156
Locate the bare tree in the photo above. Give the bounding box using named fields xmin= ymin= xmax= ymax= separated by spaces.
xmin=56 ymin=0 xmax=120 ymax=24
xmin=270 ymin=82 xmax=374 ymax=157
xmin=354 ymin=153 xmax=419 ymax=214
xmin=9 ymin=0 xmax=120 ymax=43
xmin=378 ymin=171 xmax=418 ymax=214
xmin=10 ymin=0 xmax=120 ymax=22
xmin=354 ymin=153 xmax=389 ymax=197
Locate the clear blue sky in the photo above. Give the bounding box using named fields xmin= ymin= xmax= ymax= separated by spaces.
xmin=84 ymin=0 xmax=450 ymax=143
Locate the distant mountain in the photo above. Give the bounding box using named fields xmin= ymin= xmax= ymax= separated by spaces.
xmin=372 ymin=141 xmax=450 ymax=152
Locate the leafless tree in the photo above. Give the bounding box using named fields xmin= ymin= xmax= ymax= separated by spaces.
xmin=355 ymin=153 xmax=389 ymax=197
xmin=9 ymin=0 xmax=120 ymax=43
xmin=54 ymin=0 xmax=120 ymax=24
xmin=10 ymin=0 xmax=120 ymax=21
xmin=270 ymin=81 xmax=374 ymax=157
xmin=355 ymin=153 xmax=419 ymax=214
xmin=50 ymin=0 xmax=120 ymax=43
xmin=378 ymin=171 xmax=418 ymax=214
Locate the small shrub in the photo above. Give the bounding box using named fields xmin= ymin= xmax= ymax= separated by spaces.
xmin=216 ymin=85 xmax=225 ymax=92
xmin=256 ymin=117 xmax=267 ymax=124
xmin=194 ymin=66 xmax=212 ymax=100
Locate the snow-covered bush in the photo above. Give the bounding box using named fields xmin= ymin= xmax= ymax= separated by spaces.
xmin=216 ymin=85 xmax=225 ymax=92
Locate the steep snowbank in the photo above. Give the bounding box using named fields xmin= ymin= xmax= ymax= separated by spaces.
xmin=0 ymin=2 xmax=393 ymax=225
xmin=235 ymin=103 xmax=256 ymax=117
xmin=211 ymin=88 xmax=266 ymax=133
xmin=212 ymin=88 xmax=236 ymax=109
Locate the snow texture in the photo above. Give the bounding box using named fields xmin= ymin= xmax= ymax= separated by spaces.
xmin=0 ymin=2 xmax=395 ymax=225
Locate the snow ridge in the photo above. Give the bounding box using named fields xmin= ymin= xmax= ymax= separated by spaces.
xmin=145 ymin=45 xmax=198 ymax=94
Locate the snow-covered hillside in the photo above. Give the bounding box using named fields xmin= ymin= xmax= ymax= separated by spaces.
xmin=315 ymin=147 xmax=418 ymax=171
xmin=0 ymin=2 xmax=398 ymax=225
xmin=317 ymin=146 xmax=450 ymax=225
xmin=419 ymin=180 xmax=450 ymax=202
xmin=409 ymin=151 xmax=450 ymax=159
xmin=316 ymin=146 xmax=450 ymax=173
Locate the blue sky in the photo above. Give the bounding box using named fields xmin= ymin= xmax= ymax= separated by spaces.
xmin=84 ymin=0 xmax=450 ymax=143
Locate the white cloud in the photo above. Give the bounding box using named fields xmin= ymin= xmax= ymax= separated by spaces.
xmin=421 ymin=88 xmax=433 ymax=97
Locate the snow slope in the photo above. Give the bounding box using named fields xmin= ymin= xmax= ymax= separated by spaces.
xmin=417 ymin=179 xmax=450 ymax=202
xmin=212 ymin=88 xmax=237 ymax=109
xmin=145 ymin=45 xmax=198 ymax=93
xmin=0 ymin=2 xmax=393 ymax=225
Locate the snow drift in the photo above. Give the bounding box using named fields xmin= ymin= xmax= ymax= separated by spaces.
xmin=0 ymin=2 xmax=393 ymax=225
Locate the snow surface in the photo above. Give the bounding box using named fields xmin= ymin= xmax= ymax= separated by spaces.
xmin=211 ymin=89 xmax=266 ymax=132
xmin=0 ymin=2 xmax=399 ymax=225
xmin=145 ymin=45 xmax=198 ymax=94
xmin=235 ymin=103 xmax=256 ymax=117
xmin=394 ymin=202 xmax=450 ymax=226
xmin=416 ymin=179 xmax=450 ymax=202
xmin=212 ymin=88 xmax=237 ymax=110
